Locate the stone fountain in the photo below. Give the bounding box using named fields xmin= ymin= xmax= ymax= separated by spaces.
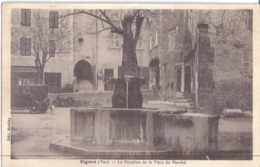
xmin=49 ymin=22 xmax=219 ymax=159
xmin=49 ymin=75 xmax=220 ymax=159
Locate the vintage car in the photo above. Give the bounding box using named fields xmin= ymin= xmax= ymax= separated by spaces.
xmin=52 ymin=95 xmax=75 ymax=107
xmin=11 ymin=85 xmax=50 ymax=113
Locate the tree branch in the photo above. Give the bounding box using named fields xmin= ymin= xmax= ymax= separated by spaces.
xmin=134 ymin=14 xmax=145 ymax=45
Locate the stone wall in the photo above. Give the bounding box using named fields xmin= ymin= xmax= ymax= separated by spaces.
xmin=157 ymin=10 xmax=252 ymax=113
xmin=48 ymin=89 xmax=161 ymax=107
xmin=68 ymin=108 xmax=220 ymax=154
xmin=158 ymin=10 xmax=192 ymax=101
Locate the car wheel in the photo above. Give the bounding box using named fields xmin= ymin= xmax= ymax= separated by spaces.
xmin=29 ymin=101 xmax=40 ymax=113
xmin=40 ymin=98 xmax=50 ymax=113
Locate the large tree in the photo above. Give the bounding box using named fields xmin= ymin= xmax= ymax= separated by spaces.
xmin=12 ymin=10 xmax=72 ymax=84
xmin=62 ymin=9 xmax=160 ymax=76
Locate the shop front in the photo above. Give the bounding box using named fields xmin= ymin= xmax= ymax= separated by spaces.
xmin=11 ymin=66 xmax=37 ymax=87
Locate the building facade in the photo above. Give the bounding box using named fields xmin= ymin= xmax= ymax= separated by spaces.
xmin=11 ymin=9 xmax=253 ymax=113
xmin=11 ymin=9 xmax=74 ymax=92
xmin=72 ymin=10 xmax=152 ymax=92
xmin=11 ymin=9 xmax=153 ymax=93
xmin=150 ymin=9 xmax=252 ymax=113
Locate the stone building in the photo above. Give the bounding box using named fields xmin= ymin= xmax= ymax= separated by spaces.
xmin=149 ymin=10 xmax=252 ymax=113
xmin=11 ymin=9 xmax=74 ymax=92
xmin=10 ymin=9 xmax=252 ymax=112
xmin=72 ymin=10 xmax=152 ymax=92
xmin=10 ymin=9 xmax=153 ymax=93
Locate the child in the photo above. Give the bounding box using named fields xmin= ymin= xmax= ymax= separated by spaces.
xmin=49 ymin=104 xmax=55 ymax=115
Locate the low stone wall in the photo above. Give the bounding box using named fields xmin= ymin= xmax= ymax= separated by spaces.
xmin=48 ymin=92 xmax=112 ymax=107
xmin=159 ymin=113 xmax=219 ymax=154
xmin=48 ymin=89 xmax=161 ymax=107
xmin=69 ymin=107 xmax=220 ymax=154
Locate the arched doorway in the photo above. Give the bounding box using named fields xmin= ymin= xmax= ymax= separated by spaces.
xmin=149 ymin=58 xmax=160 ymax=89
xmin=73 ymin=60 xmax=93 ymax=92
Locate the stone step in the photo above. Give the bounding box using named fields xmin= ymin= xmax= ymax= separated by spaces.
xmin=175 ymin=98 xmax=194 ymax=102
xmin=175 ymin=102 xmax=196 ymax=108
xmin=176 ymin=94 xmax=195 ymax=99
xmin=187 ymin=110 xmax=197 ymax=113
xmin=174 ymin=105 xmax=196 ymax=110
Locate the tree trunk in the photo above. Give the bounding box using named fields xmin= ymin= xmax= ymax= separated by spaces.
xmin=35 ymin=53 xmax=46 ymax=85
xmin=36 ymin=68 xmax=44 ymax=84
xmin=111 ymin=14 xmax=145 ymax=108
xmin=121 ymin=36 xmax=139 ymax=76
xmin=120 ymin=15 xmax=139 ymax=77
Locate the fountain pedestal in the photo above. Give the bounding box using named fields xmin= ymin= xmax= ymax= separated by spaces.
xmin=49 ymin=107 xmax=220 ymax=159
xmin=110 ymin=76 xmax=146 ymax=108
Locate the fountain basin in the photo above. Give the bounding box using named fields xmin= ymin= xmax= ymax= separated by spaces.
xmin=50 ymin=107 xmax=220 ymax=158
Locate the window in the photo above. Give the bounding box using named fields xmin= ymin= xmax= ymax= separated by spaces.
xmin=110 ymin=39 xmax=120 ymax=48
xmin=111 ymin=10 xmax=120 ymax=20
xmin=49 ymin=11 xmax=59 ymax=28
xmin=20 ymin=38 xmax=31 ymax=56
xmin=21 ymin=9 xmax=31 ymax=26
xmin=17 ymin=73 xmax=36 ymax=86
xmin=168 ymin=27 xmax=177 ymax=52
xmin=104 ymin=69 xmax=114 ymax=91
xmin=242 ymin=49 xmax=252 ymax=76
xmin=149 ymin=35 xmax=153 ymax=51
xmin=246 ymin=10 xmax=253 ymax=30
xmin=109 ymin=33 xmax=121 ymax=48
xmin=49 ymin=40 xmax=56 ymax=57
xmin=155 ymin=28 xmax=159 ymax=47
xmin=44 ymin=73 xmax=61 ymax=92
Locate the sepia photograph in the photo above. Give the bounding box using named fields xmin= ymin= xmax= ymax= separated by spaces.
xmin=2 ymin=4 xmax=257 ymax=164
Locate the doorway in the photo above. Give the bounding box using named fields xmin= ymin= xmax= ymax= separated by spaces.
xmin=74 ymin=60 xmax=92 ymax=81
xmin=184 ymin=65 xmax=191 ymax=93
xmin=176 ymin=66 xmax=182 ymax=92
xmin=74 ymin=60 xmax=93 ymax=92
xmin=149 ymin=58 xmax=160 ymax=89
xmin=104 ymin=69 xmax=114 ymax=91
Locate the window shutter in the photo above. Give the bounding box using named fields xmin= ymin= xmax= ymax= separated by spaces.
xmin=155 ymin=28 xmax=159 ymax=46
xmin=109 ymin=39 xmax=114 ymax=48
xmin=57 ymin=73 xmax=61 ymax=87
xmin=25 ymin=38 xmax=31 ymax=56
xmin=115 ymin=39 xmax=119 ymax=48
xmin=26 ymin=9 xmax=31 ymax=26
xmin=21 ymin=9 xmax=31 ymax=26
xmin=54 ymin=12 xmax=59 ymax=28
xmin=172 ymin=31 xmax=176 ymax=50
xmin=242 ymin=49 xmax=252 ymax=76
xmin=242 ymin=63 xmax=250 ymax=75
xmin=21 ymin=9 xmax=26 ymax=26
xmin=20 ymin=38 xmax=26 ymax=55
xmin=49 ymin=11 xmax=54 ymax=28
